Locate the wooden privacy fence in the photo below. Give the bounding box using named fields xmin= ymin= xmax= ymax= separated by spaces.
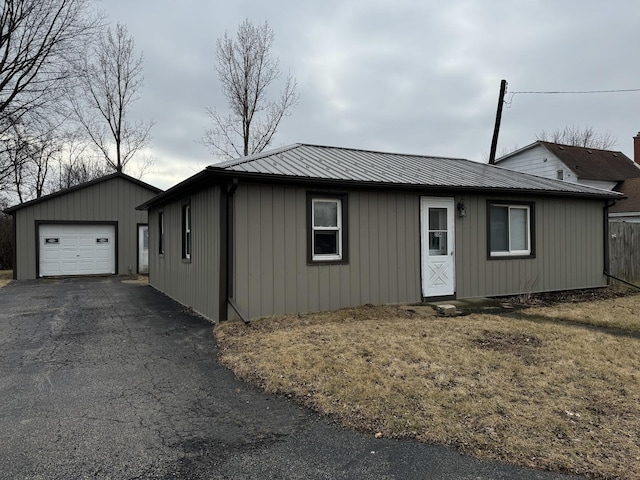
xmin=609 ymin=222 xmax=640 ymax=284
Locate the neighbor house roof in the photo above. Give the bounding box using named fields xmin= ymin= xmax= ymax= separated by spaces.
xmin=138 ymin=144 xmax=621 ymax=209
xmin=496 ymin=141 xmax=640 ymax=182
xmin=4 ymin=172 xmax=162 ymax=214
xmin=610 ymin=177 xmax=640 ymax=213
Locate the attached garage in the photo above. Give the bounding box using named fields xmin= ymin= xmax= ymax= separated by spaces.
xmin=38 ymin=224 xmax=116 ymax=277
xmin=5 ymin=173 xmax=162 ymax=280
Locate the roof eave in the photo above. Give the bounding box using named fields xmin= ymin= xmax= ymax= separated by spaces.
xmin=136 ymin=170 xmax=214 ymax=210
xmin=205 ymin=168 xmax=621 ymax=200
xmin=4 ymin=172 xmax=162 ymax=214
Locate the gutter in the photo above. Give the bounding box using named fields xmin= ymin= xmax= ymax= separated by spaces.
xmin=603 ymin=271 xmax=640 ymax=290
xmin=603 ymin=199 xmax=615 ymax=278
xmin=223 ymin=178 xmax=250 ymax=324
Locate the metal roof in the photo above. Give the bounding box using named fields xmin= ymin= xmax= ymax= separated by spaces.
xmin=209 ymin=143 xmax=620 ymax=197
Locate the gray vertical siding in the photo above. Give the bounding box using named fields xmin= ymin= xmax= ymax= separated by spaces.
xmin=14 ymin=176 xmax=155 ymax=280
xmin=148 ymin=186 xmax=221 ymax=321
xmin=145 ymin=181 xmax=607 ymax=322
xmin=231 ymin=184 xmax=607 ymax=320
xmin=232 ymin=184 xmax=422 ymax=320
xmin=455 ymin=194 xmax=606 ymax=298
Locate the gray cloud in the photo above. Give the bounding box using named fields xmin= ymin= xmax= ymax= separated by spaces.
xmin=99 ymin=0 xmax=640 ymax=189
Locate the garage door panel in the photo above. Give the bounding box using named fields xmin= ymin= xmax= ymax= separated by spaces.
xmin=39 ymin=224 xmax=115 ymax=277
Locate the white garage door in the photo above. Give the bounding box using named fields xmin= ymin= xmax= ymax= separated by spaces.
xmin=39 ymin=224 xmax=116 ymax=277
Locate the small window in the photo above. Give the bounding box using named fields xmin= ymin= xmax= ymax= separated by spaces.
xmin=557 ymin=169 xmax=564 ymax=180
xmin=158 ymin=211 xmax=164 ymax=255
xmin=182 ymin=204 xmax=191 ymax=260
xmin=307 ymin=193 xmax=348 ymax=264
xmin=488 ymin=202 xmax=534 ymax=258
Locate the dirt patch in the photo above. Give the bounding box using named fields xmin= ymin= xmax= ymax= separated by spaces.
xmin=0 ymin=270 xmax=12 ymax=289
xmin=472 ymin=331 xmax=543 ymax=365
xmin=121 ymin=275 xmax=148 ymax=285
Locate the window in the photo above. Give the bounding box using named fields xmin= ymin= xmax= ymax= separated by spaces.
xmin=557 ymin=169 xmax=564 ymax=180
xmin=428 ymin=207 xmax=448 ymax=256
xmin=307 ymin=193 xmax=348 ymax=263
xmin=158 ymin=211 xmax=164 ymax=255
xmin=488 ymin=202 xmax=534 ymax=258
xmin=182 ymin=204 xmax=191 ymax=260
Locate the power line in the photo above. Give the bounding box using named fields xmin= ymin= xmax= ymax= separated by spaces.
xmin=511 ymin=88 xmax=640 ymax=94
xmin=505 ymin=87 xmax=640 ymax=107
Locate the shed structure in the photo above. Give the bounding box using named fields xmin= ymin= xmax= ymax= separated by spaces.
xmin=5 ymin=172 xmax=162 ymax=280
xmin=137 ymin=144 xmax=620 ymax=322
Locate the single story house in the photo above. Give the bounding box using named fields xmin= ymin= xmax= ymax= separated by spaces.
xmin=137 ymin=143 xmax=621 ymax=323
xmin=5 ymin=172 xmax=162 ymax=280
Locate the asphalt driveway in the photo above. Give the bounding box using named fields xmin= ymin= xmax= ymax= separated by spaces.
xmin=0 ymin=277 xmax=580 ymax=479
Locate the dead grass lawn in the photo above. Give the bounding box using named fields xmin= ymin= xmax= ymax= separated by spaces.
xmin=0 ymin=270 xmax=12 ymax=288
xmin=215 ymin=295 xmax=640 ymax=479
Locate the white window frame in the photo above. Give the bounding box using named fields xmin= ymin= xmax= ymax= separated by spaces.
xmin=158 ymin=211 xmax=165 ymax=255
xmin=489 ymin=204 xmax=531 ymax=257
xmin=182 ymin=204 xmax=191 ymax=260
xmin=312 ymin=198 xmax=342 ymax=261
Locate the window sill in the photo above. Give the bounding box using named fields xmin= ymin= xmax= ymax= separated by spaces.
xmin=488 ymin=254 xmax=535 ymax=260
xmin=308 ymin=260 xmax=349 ymax=266
xmin=182 ymin=258 xmax=191 ymax=264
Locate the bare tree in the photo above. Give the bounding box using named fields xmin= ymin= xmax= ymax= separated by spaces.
xmin=537 ymin=125 xmax=617 ymax=150
xmin=202 ymin=19 xmax=299 ymax=159
xmin=0 ymin=197 xmax=13 ymax=269
xmin=51 ymin=129 xmax=107 ymax=190
xmin=6 ymin=117 xmax=60 ymax=202
xmin=0 ymin=0 xmax=101 ymax=134
xmin=70 ymin=23 xmax=153 ymax=172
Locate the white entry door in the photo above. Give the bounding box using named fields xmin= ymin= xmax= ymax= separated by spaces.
xmin=138 ymin=225 xmax=149 ymax=274
xmin=420 ymin=197 xmax=455 ymax=297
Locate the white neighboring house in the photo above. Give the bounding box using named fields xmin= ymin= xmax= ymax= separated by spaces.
xmin=495 ymin=136 xmax=640 ymax=221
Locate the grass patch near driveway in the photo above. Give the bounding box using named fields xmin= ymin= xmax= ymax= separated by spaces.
xmin=0 ymin=270 xmax=12 ymax=288
xmin=215 ymin=295 xmax=640 ymax=479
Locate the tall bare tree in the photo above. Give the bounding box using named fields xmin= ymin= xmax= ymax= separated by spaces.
xmin=202 ymin=19 xmax=299 ymax=159
xmin=6 ymin=117 xmax=61 ymax=202
xmin=51 ymin=129 xmax=107 ymax=190
xmin=537 ymin=125 xmax=617 ymax=150
xmin=71 ymin=23 xmax=153 ymax=172
xmin=0 ymin=0 xmax=101 ymax=133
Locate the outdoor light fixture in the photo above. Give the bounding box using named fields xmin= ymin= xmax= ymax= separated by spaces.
xmin=457 ymin=201 xmax=466 ymax=217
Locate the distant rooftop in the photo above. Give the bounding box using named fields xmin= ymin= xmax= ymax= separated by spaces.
xmin=497 ymin=141 xmax=640 ymax=182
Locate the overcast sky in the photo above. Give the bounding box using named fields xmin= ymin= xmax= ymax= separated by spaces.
xmin=99 ymin=0 xmax=640 ymax=190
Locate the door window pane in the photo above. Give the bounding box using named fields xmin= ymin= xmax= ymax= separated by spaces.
xmin=429 ymin=232 xmax=447 ymax=255
xmin=429 ymin=208 xmax=447 ymax=230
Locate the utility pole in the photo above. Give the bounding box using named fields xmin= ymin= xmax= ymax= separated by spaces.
xmin=489 ymin=79 xmax=508 ymax=165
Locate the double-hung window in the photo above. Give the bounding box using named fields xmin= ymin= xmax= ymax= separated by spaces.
xmin=488 ymin=202 xmax=534 ymax=258
xmin=182 ymin=203 xmax=191 ymax=260
xmin=307 ymin=193 xmax=348 ymax=263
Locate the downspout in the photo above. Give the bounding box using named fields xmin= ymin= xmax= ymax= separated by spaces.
xmin=603 ymin=198 xmax=640 ymax=290
xmin=225 ymin=178 xmax=250 ymax=324
xmin=11 ymin=212 xmax=16 ymax=280
xmin=603 ymin=199 xmax=614 ymax=280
